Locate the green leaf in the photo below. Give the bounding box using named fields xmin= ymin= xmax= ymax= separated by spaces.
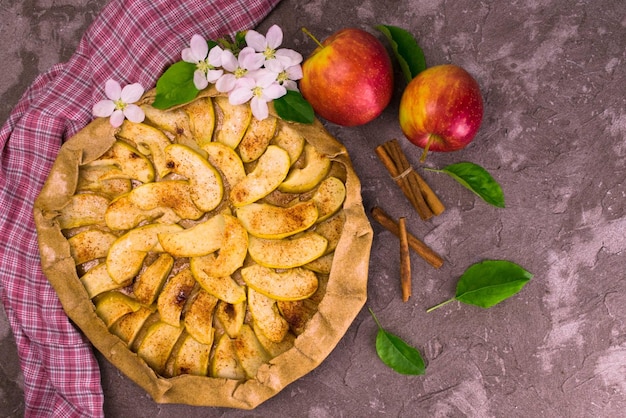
xmin=273 ymin=90 xmax=315 ymax=124
xmin=152 ymin=61 xmax=199 ymax=109
xmin=375 ymin=25 xmax=426 ymax=83
xmin=369 ymin=308 xmax=425 ymax=375
xmin=455 ymin=260 xmax=532 ymax=308
xmin=427 ymin=260 xmax=532 ymax=312
xmin=440 ymin=162 xmax=505 ymax=208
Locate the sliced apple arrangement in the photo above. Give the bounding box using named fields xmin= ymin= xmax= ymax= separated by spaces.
xmin=58 ymin=93 xmax=349 ymax=380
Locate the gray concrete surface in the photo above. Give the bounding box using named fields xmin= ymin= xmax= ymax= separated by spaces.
xmin=2 ymin=0 xmax=626 ymax=416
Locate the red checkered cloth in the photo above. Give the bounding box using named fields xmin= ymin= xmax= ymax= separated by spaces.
xmin=0 ymin=0 xmax=281 ymax=416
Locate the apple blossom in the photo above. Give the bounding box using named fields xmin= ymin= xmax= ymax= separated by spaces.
xmin=216 ymin=46 xmax=265 ymax=93
xmin=265 ymin=57 xmax=303 ymax=91
xmin=229 ymin=69 xmax=286 ymax=120
xmin=182 ymin=34 xmax=224 ymax=90
xmin=93 ymin=79 xmax=145 ymax=127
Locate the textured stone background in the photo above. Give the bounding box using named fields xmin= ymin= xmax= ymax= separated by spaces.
xmin=1 ymin=0 xmax=625 ymax=416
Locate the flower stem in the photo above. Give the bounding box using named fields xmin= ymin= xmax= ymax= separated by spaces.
xmin=426 ymin=298 xmax=455 ymax=313
xmin=302 ymin=27 xmax=325 ymax=49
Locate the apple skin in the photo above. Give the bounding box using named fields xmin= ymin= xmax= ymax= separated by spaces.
xmin=399 ymin=64 xmax=483 ymax=152
xmin=300 ymin=28 xmax=394 ymax=127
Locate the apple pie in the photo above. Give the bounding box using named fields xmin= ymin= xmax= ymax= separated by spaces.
xmin=34 ymin=88 xmax=372 ymax=408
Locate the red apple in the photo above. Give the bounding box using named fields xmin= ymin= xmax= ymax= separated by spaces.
xmin=399 ymin=64 xmax=483 ymax=159
xmin=300 ymin=28 xmax=394 ymax=126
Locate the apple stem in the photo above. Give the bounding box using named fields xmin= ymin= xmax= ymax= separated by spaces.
xmin=301 ymin=27 xmax=324 ymax=49
xmin=419 ymin=135 xmax=435 ymax=163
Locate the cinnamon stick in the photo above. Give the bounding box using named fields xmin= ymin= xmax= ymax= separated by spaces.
xmin=375 ymin=144 xmax=432 ymax=220
xmin=398 ymin=217 xmax=411 ymax=302
xmin=385 ymin=140 xmax=434 ymax=218
xmin=413 ymin=171 xmax=445 ymax=216
xmin=385 ymin=139 xmax=445 ymax=216
xmin=371 ymin=206 xmax=444 ymax=269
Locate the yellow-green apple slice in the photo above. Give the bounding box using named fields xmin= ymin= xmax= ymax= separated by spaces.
xmin=157 ymin=214 xmax=226 ymax=258
xmin=251 ymin=320 xmax=295 ymax=357
xmin=68 ymin=229 xmax=117 ymax=265
xmin=183 ymin=290 xmax=218 ymax=345
xmin=271 ymin=122 xmax=305 ymax=166
xmin=171 ymin=332 xmax=212 ymax=376
xmin=311 ymin=176 xmax=346 ymax=222
xmin=183 ymin=96 xmax=215 ymax=147
xmin=87 ymin=140 xmax=155 ymax=183
xmin=210 ymin=333 xmax=246 ymax=380
xmin=314 ymin=210 xmax=345 ymax=254
xmin=236 ymin=201 xmax=318 ymax=239
xmin=127 ymin=180 xmax=204 ymax=220
xmin=106 ymin=223 xmax=183 ymax=284
xmin=247 ymin=287 xmax=289 ymax=343
xmin=279 ymin=143 xmax=332 ymax=193
xmin=136 ymin=320 xmax=184 ymax=375
xmin=133 ymin=253 xmax=174 ymax=305
xmin=157 ymin=268 xmax=196 ymax=327
xmin=117 ymin=121 xmax=172 ymax=178
xmin=201 ymin=142 xmax=246 ymax=188
xmin=241 ymin=264 xmax=319 ymax=301
xmin=164 ymin=143 xmax=223 ymax=212
xmin=188 ymin=214 xmax=247 ymax=277
xmin=215 ymin=300 xmax=246 ymax=338
xmin=80 ymin=263 xmax=128 ymax=298
xmin=214 ymin=96 xmax=252 ymax=149
xmin=233 ymin=324 xmax=271 ymax=378
xmin=303 ymin=252 xmax=334 ymax=274
xmin=229 ymin=145 xmax=290 ymax=207
xmin=190 ymin=258 xmax=246 ymax=304
xmin=109 ymin=306 xmax=154 ymax=346
xmin=247 ymin=232 xmax=328 ymax=269
xmin=58 ymin=193 xmax=110 ymax=229
xmin=94 ymin=291 xmax=142 ymax=328
xmin=77 ymin=165 xmax=132 ymax=198
xmin=141 ymin=103 xmax=191 ymax=139
xmin=105 ymin=193 xmax=180 ymax=231
xmin=237 ymin=115 xmax=277 ymax=163
xmin=277 ymin=298 xmax=318 ymax=335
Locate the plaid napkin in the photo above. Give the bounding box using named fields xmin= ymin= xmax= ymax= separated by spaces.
xmin=0 ymin=0 xmax=280 ymax=415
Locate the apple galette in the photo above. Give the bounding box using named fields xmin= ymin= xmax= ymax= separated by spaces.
xmin=34 ymin=90 xmax=371 ymax=407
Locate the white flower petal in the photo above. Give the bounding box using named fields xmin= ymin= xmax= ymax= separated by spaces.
xmin=190 ymin=34 xmax=208 ymax=60
xmin=276 ymin=48 xmax=303 ymax=66
xmin=254 ymin=69 xmax=279 ymax=87
xmin=236 ymin=76 xmax=257 ymax=90
xmin=264 ymin=59 xmax=284 ymax=73
xmin=220 ymin=50 xmax=238 ymax=72
xmin=250 ymin=97 xmax=269 ymax=120
xmin=124 ymin=104 xmax=145 ymax=123
xmin=93 ymin=100 xmax=115 ymax=117
xmin=120 ymin=83 xmax=144 ymax=103
xmin=216 ymin=73 xmax=236 ymax=93
xmin=181 ymin=47 xmax=197 ymax=63
xmin=109 ymin=109 xmax=125 ymax=127
xmin=286 ymin=65 xmax=303 ymax=80
xmin=266 ymin=25 xmax=283 ymax=49
xmin=263 ymin=83 xmax=287 ymax=101
xmin=194 ymin=70 xmax=209 ymax=90
xmin=245 ymin=29 xmax=266 ymax=52
xmin=104 ymin=79 xmax=121 ymax=100
xmin=229 ymin=87 xmax=254 ymax=105
xmin=283 ymin=80 xmax=299 ymax=91
xmin=240 ymin=48 xmax=265 ymax=71
xmin=206 ymin=69 xmax=224 ymax=83
xmin=207 ymin=46 xmax=223 ymax=66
